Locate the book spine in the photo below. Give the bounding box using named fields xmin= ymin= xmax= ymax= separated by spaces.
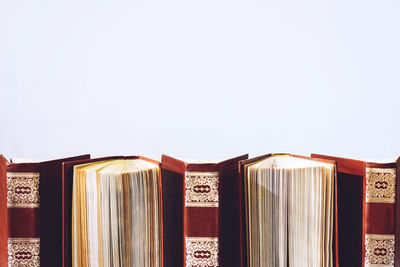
xmin=396 ymin=159 xmax=400 ymax=267
xmin=6 ymin=171 xmax=41 ymax=267
xmin=183 ymin=171 xmax=219 ymax=267
xmin=364 ymin=167 xmax=396 ymax=267
xmin=0 ymin=156 xmax=7 ymax=267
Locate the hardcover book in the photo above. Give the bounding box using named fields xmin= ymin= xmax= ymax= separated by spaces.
xmin=161 ymin=154 xmax=248 ymax=267
xmin=311 ymin=154 xmax=400 ymax=267
xmin=239 ymin=154 xmax=338 ymax=267
xmin=62 ymin=156 xmax=163 ymax=267
xmin=0 ymin=154 xmax=90 ymax=267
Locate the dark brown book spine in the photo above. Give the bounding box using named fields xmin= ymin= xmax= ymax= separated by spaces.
xmin=183 ymin=171 xmax=220 ymax=267
xmin=363 ymin=163 xmax=397 ymax=267
xmin=6 ymin=164 xmax=41 ymax=267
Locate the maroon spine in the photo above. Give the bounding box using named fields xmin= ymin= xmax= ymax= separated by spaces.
xmin=396 ymin=157 xmax=400 ymax=267
xmin=363 ymin=162 xmax=397 ymax=267
xmin=6 ymin=163 xmax=41 ymax=267
xmin=183 ymin=170 xmax=220 ymax=267
xmin=0 ymin=155 xmax=8 ymax=267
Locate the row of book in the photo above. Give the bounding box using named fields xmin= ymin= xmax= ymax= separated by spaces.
xmin=0 ymin=153 xmax=399 ymax=267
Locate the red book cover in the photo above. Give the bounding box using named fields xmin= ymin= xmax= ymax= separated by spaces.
xmin=312 ymin=153 xmax=400 ymax=267
xmin=162 ymin=154 xmax=248 ymax=267
xmin=0 ymin=154 xmax=90 ymax=267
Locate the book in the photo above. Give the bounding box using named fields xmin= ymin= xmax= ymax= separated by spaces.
xmin=311 ymin=154 xmax=400 ymax=267
xmin=62 ymin=156 xmax=163 ymax=267
xmin=161 ymin=154 xmax=248 ymax=267
xmin=0 ymin=154 xmax=90 ymax=267
xmin=239 ymin=154 xmax=338 ymax=267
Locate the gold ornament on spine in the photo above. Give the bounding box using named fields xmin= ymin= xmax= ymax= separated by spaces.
xmin=8 ymin=238 xmax=40 ymax=267
xmin=365 ymin=168 xmax=396 ymax=204
xmin=185 ymin=172 xmax=219 ymax=207
xmin=186 ymin=237 xmax=219 ymax=267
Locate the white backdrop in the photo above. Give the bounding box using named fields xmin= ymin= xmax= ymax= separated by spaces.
xmin=1 ymin=0 xmax=399 ymax=161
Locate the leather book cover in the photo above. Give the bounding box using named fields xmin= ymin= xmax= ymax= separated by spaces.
xmin=239 ymin=153 xmax=338 ymax=267
xmin=0 ymin=155 xmax=8 ymax=267
xmin=161 ymin=154 xmax=248 ymax=267
xmin=396 ymin=157 xmax=400 ymax=267
xmin=0 ymin=154 xmax=90 ymax=267
xmin=62 ymin=156 xmax=163 ymax=267
xmin=312 ymin=153 xmax=400 ymax=267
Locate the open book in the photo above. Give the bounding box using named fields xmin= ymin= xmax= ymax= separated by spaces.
xmin=63 ymin=156 xmax=163 ymax=267
xmin=240 ymin=154 xmax=336 ymax=267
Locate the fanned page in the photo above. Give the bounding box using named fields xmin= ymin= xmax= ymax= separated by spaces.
xmin=244 ymin=155 xmax=334 ymax=267
xmin=71 ymin=159 xmax=162 ymax=267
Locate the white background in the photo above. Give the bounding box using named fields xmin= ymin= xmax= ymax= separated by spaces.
xmin=1 ymin=0 xmax=399 ymax=161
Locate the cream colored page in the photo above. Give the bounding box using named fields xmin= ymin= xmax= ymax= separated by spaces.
xmin=86 ymin=168 xmax=99 ymax=267
xmin=245 ymin=156 xmax=334 ymax=267
xmin=72 ymin=159 xmax=162 ymax=267
xmin=72 ymin=161 xmax=115 ymax=267
xmin=247 ymin=164 xmax=288 ymax=267
xmin=98 ymin=161 xmax=122 ymax=267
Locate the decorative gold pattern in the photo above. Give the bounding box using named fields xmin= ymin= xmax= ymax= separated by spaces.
xmin=186 ymin=237 xmax=219 ymax=267
xmin=185 ymin=172 xmax=219 ymax=207
xmin=365 ymin=234 xmax=394 ymax=267
xmin=7 ymin=172 xmax=40 ymax=208
xmin=366 ymin=168 xmax=396 ymax=203
xmin=8 ymin=238 xmax=40 ymax=267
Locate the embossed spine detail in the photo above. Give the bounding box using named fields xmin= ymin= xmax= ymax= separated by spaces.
xmin=185 ymin=172 xmax=219 ymax=207
xmin=365 ymin=234 xmax=395 ymax=267
xmin=7 ymin=172 xmax=40 ymax=208
xmin=364 ymin=167 xmax=396 ymax=267
xmin=186 ymin=237 xmax=219 ymax=267
xmin=8 ymin=238 xmax=40 ymax=267
xmin=365 ymin=168 xmax=396 ymax=203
